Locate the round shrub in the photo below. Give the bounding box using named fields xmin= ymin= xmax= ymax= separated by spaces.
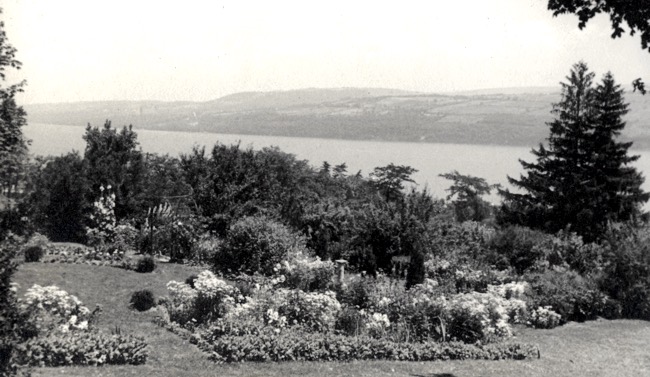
xmin=185 ymin=274 xmax=198 ymax=288
xmin=135 ymin=255 xmax=156 ymax=273
xmin=24 ymin=246 xmax=45 ymax=263
xmin=130 ymin=290 xmax=156 ymax=311
xmin=214 ymin=215 xmax=306 ymax=275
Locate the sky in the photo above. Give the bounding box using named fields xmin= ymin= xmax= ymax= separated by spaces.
xmin=3 ymin=0 xmax=650 ymax=104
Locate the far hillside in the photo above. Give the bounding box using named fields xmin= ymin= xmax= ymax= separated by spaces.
xmin=24 ymin=87 xmax=650 ymax=149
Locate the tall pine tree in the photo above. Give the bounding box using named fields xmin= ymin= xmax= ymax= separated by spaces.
xmin=500 ymin=62 xmax=648 ymax=241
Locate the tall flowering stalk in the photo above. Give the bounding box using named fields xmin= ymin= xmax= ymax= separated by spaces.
xmin=86 ymin=185 xmax=117 ymax=250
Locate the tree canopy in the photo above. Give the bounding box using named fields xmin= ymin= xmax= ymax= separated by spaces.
xmin=501 ymin=62 xmax=648 ymax=241
xmin=548 ymin=0 xmax=650 ymax=94
xmin=0 ymin=8 xmax=28 ymax=204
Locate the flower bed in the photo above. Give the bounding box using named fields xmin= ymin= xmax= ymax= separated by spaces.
xmin=158 ymin=270 xmax=540 ymax=363
xmin=15 ymin=284 xmax=148 ymax=367
xmin=192 ymin=330 xmax=539 ymax=363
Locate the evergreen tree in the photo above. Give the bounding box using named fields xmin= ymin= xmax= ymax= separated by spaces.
xmin=589 ymin=72 xmax=649 ymax=226
xmin=501 ymin=62 xmax=648 ymax=241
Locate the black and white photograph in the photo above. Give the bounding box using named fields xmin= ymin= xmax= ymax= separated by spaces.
xmin=1 ymin=1 xmax=649 ymax=376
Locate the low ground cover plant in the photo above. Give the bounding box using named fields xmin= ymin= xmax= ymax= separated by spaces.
xmin=193 ymin=331 xmax=540 ymax=363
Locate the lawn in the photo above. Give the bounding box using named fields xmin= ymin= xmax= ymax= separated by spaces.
xmin=12 ymin=262 xmax=650 ymax=377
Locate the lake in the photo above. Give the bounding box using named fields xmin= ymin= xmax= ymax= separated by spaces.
xmin=24 ymin=123 xmax=650 ymax=205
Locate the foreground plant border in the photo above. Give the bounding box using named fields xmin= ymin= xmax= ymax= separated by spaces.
xmin=189 ymin=329 xmax=540 ymax=363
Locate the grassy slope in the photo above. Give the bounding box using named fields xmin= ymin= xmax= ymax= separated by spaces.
xmin=12 ymin=262 xmax=650 ymax=377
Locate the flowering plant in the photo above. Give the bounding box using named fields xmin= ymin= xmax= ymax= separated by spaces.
xmin=447 ymin=292 xmax=513 ymax=342
xmin=528 ymin=306 xmax=562 ymax=329
xmin=275 ymin=289 xmax=342 ymax=332
xmin=86 ymin=185 xmax=117 ymax=250
xmin=20 ymin=284 xmax=98 ymax=333
xmin=363 ymin=311 xmax=391 ymax=338
xmin=274 ymin=249 xmax=335 ymax=291
xmin=165 ymin=270 xmax=246 ymax=326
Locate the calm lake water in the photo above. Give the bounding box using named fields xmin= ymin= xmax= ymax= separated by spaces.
xmin=24 ymin=123 xmax=650 ymax=205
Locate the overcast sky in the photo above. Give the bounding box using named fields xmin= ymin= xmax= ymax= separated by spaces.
xmin=3 ymin=0 xmax=650 ymax=104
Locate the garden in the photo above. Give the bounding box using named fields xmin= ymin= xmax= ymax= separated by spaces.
xmin=2 ymin=115 xmax=650 ymax=374
xmin=2 ymin=14 xmax=650 ymax=374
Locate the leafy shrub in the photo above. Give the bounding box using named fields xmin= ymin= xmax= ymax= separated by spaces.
xmin=15 ymin=331 xmax=148 ymax=366
xmin=165 ymin=270 xmax=245 ymax=326
xmin=215 ymin=215 xmax=307 ymax=275
xmin=185 ymin=274 xmax=198 ymax=288
xmin=406 ymin=249 xmax=426 ymax=289
xmin=192 ymin=329 xmax=539 ymax=363
xmin=524 ymin=269 xmax=620 ymax=323
xmin=334 ymin=307 xmax=365 ymax=336
xmin=428 ymin=220 xmax=495 ymax=264
xmin=487 ymin=226 xmax=549 ymax=274
xmin=192 ymin=233 xmax=222 ymax=265
xmin=13 ymin=283 xmax=145 ymax=368
xmin=130 ymin=290 xmax=156 ymax=311
xmin=275 ymin=289 xmax=341 ymax=332
xmin=23 ymin=246 xmax=45 ymax=263
xmin=447 ymin=292 xmax=515 ymax=343
xmin=24 ymin=232 xmax=49 ymax=249
xmin=135 ymin=255 xmax=156 ymax=273
xmin=275 ymin=249 xmax=335 ymax=292
xmin=153 ymin=218 xmax=202 ymax=262
xmin=112 ymin=223 xmax=139 ymax=254
xmin=0 ymin=240 xmax=34 ymax=376
xmin=20 ymin=284 xmax=95 ymax=333
xmin=528 ymin=306 xmax=562 ymax=329
xmin=600 ymin=225 xmax=650 ymax=319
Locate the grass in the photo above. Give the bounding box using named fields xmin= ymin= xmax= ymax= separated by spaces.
xmin=12 ymin=262 xmax=650 ymax=377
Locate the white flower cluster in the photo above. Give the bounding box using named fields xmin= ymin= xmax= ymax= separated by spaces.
xmin=166 ymin=280 xmax=198 ymax=313
xmin=487 ymin=282 xmax=529 ymax=324
xmin=21 ymin=284 xmax=91 ymax=333
xmin=193 ymin=271 xmax=240 ymax=300
xmin=86 ymin=185 xmax=117 ymax=246
xmin=273 ymin=289 xmax=342 ymax=331
xmin=166 ymin=270 xmax=247 ymax=324
xmin=449 ymin=292 xmax=513 ymax=339
xmin=362 ymin=311 xmax=391 ymax=336
xmin=488 ymin=281 xmax=529 ymax=300
xmin=264 ymin=308 xmax=288 ymax=330
xmin=528 ymin=306 xmax=562 ymax=329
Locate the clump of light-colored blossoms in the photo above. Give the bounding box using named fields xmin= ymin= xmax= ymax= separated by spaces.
xmin=20 ymin=284 xmax=92 ymax=333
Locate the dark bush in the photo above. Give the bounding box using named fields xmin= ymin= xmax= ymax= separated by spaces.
xmin=487 ymin=226 xmax=549 ymax=274
xmin=335 ymin=276 xmax=374 ymax=309
xmin=335 ymin=307 xmax=365 ymax=336
xmin=135 ymin=255 xmax=156 ymax=273
xmin=24 ymin=246 xmax=45 ymax=263
xmin=1 ymin=241 xmax=35 ymax=376
xmin=406 ymin=248 xmax=426 ymax=289
xmin=130 ymin=290 xmax=156 ymax=312
xmin=185 ymin=274 xmax=198 ymax=288
xmin=600 ymin=225 xmax=650 ymax=319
